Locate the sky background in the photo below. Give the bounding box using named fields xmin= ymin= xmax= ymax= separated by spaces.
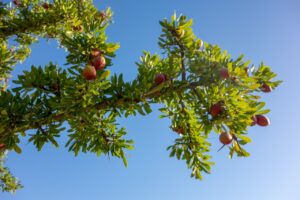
xmin=2 ymin=0 xmax=300 ymax=199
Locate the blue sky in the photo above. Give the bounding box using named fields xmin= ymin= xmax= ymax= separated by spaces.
xmin=2 ymin=0 xmax=300 ymax=199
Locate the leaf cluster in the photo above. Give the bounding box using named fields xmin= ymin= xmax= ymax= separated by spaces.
xmin=0 ymin=3 xmax=282 ymax=193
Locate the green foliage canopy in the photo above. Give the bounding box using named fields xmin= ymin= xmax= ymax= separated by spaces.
xmin=0 ymin=0 xmax=281 ymax=193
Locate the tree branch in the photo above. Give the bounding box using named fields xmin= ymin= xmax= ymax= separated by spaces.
xmin=6 ymin=80 xmax=203 ymax=135
xmin=179 ymin=44 xmax=186 ymax=81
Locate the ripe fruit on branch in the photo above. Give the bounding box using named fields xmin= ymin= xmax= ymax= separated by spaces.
xmin=261 ymin=83 xmax=272 ymax=93
xmin=251 ymin=115 xmax=257 ymax=126
xmin=83 ymin=65 xmax=97 ymax=80
xmin=0 ymin=143 xmax=6 ymax=151
xmin=90 ymin=48 xmax=101 ymax=57
xmin=42 ymin=3 xmax=50 ymax=9
xmin=256 ymin=115 xmax=270 ymax=126
xmin=219 ymin=132 xmax=233 ymax=145
xmin=172 ymin=127 xmax=185 ymax=135
xmin=91 ymin=55 xmax=106 ymax=70
xmin=13 ymin=0 xmax=20 ymax=6
xmin=154 ymin=73 xmax=167 ymax=85
xmin=219 ymin=68 xmax=229 ymax=79
xmin=209 ymin=102 xmax=223 ymax=117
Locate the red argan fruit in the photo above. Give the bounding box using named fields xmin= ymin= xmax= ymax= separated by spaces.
xmin=42 ymin=3 xmax=50 ymax=9
xmin=154 ymin=73 xmax=167 ymax=85
xmin=92 ymin=55 xmax=106 ymax=70
xmin=219 ymin=132 xmax=233 ymax=145
xmin=261 ymin=83 xmax=272 ymax=93
xmin=219 ymin=68 xmax=229 ymax=79
xmin=83 ymin=65 xmax=97 ymax=80
xmin=251 ymin=115 xmax=257 ymax=126
xmin=209 ymin=103 xmax=222 ymax=117
xmin=256 ymin=115 xmax=270 ymax=126
xmin=13 ymin=0 xmax=20 ymax=6
xmin=173 ymin=127 xmax=185 ymax=135
xmin=0 ymin=143 xmax=6 ymax=151
xmin=90 ymin=48 xmax=101 ymax=57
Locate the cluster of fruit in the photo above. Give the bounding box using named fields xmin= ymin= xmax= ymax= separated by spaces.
xmin=199 ymin=102 xmax=270 ymax=146
xmin=219 ymin=67 xmax=272 ymax=92
xmin=210 ymin=102 xmax=270 ymax=125
xmin=218 ymin=115 xmax=270 ymax=146
xmin=82 ymin=49 xmax=106 ymax=80
xmin=13 ymin=0 xmax=51 ymax=9
xmin=214 ymin=67 xmax=271 ymax=146
xmin=168 ymin=66 xmax=272 ymax=147
xmin=154 ymin=73 xmax=168 ymax=85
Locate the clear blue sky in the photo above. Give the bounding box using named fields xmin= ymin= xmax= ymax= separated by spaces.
xmin=2 ymin=0 xmax=300 ymax=199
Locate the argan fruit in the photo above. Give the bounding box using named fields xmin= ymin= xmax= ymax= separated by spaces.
xmin=154 ymin=73 xmax=167 ymax=85
xmin=91 ymin=55 xmax=106 ymax=70
xmin=220 ymin=68 xmax=229 ymax=79
xmin=256 ymin=115 xmax=270 ymax=126
xmin=13 ymin=0 xmax=20 ymax=6
xmin=83 ymin=65 xmax=97 ymax=80
xmin=209 ymin=103 xmax=222 ymax=117
xmin=90 ymin=48 xmax=101 ymax=57
xmin=173 ymin=127 xmax=185 ymax=135
xmin=0 ymin=143 xmax=6 ymax=151
xmin=42 ymin=3 xmax=50 ymax=9
xmin=219 ymin=132 xmax=233 ymax=145
xmin=261 ymin=83 xmax=272 ymax=93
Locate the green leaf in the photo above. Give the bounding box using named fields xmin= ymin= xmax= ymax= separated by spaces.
xmin=137 ymin=106 xmax=146 ymax=116
xmin=14 ymin=145 xmax=22 ymax=154
xmin=105 ymin=43 xmax=120 ymax=53
xmin=229 ymin=147 xmax=235 ymax=159
xmin=120 ymin=151 xmax=128 ymax=167
xmin=238 ymin=135 xmax=252 ymax=145
xmin=49 ymin=137 xmax=59 ymax=148
xmin=20 ymin=131 xmax=26 ymax=137
xmin=255 ymin=109 xmax=270 ymax=115
xmin=256 ymin=102 xmax=266 ymax=111
xmin=144 ymin=103 xmax=152 ymax=114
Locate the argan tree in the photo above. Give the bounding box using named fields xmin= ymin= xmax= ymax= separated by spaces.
xmin=0 ymin=0 xmax=281 ymax=193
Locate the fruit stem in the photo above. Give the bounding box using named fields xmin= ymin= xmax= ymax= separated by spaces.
xmin=217 ymin=144 xmax=226 ymax=152
xmin=179 ymin=45 xmax=186 ymax=81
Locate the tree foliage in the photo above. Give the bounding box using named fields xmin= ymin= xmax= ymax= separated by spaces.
xmin=0 ymin=0 xmax=281 ymax=193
